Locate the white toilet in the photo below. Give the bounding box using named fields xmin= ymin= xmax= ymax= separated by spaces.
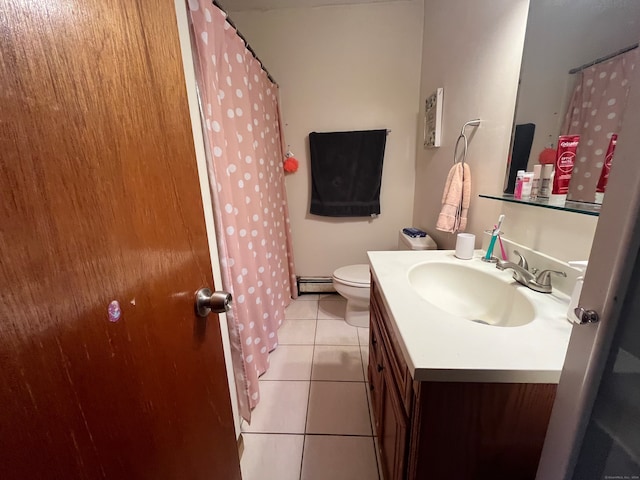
xmin=332 ymin=230 xmax=437 ymax=327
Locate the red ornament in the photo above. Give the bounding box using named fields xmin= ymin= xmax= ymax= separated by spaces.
xmin=539 ymin=147 xmax=556 ymax=164
xmin=283 ymin=156 xmax=299 ymax=173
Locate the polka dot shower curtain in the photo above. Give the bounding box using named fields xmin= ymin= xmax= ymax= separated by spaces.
xmin=188 ymin=1 xmax=297 ymax=422
xmin=563 ymin=49 xmax=637 ymax=202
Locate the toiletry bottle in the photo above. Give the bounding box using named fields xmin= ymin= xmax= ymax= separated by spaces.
xmin=567 ymin=261 xmax=588 ymax=323
xmin=595 ymin=134 xmax=618 ymax=204
xmin=540 ymin=164 xmax=553 ymax=198
xmin=530 ymin=164 xmax=542 ymax=200
xmin=514 ymin=170 xmax=525 ymax=199
xmin=521 ymin=172 xmax=534 ymax=199
xmin=550 ymin=134 xmax=580 ymax=206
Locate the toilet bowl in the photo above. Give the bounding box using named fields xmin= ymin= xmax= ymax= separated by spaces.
xmin=333 ymin=264 xmax=371 ymax=328
xmin=332 ymin=230 xmax=437 ymax=328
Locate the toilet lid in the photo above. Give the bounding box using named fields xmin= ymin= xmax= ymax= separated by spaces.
xmin=333 ymin=264 xmax=370 ymax=287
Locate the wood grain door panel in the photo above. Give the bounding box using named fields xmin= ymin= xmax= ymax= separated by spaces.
xmin=379 ymin=352 xmax=409 ymax=480
xmin=0 ymin=1 xmax=240 ymax=478
xmin=369 ymin=306 xmax=385 ymax=434
xmin=413 ymin=382 xmax=556 ymax=479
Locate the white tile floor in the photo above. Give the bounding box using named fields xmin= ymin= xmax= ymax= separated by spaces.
xmin=240 ymin=294 xmax=380 ymax=480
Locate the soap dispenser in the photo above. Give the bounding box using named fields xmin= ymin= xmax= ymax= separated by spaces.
xmin=567 ymin=261 xmax=588 ymax=323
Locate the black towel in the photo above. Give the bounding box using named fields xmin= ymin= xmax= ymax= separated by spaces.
xmin=505 ymin=123 xmax=536 ymax=194
xmin=309 ymin=129 xmax=387 ymax=217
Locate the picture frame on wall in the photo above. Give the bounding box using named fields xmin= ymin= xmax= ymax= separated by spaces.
xmin=424 ymin=87 xmax=443 ymax=148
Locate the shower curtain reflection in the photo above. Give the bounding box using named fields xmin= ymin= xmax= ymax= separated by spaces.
xmin=189 ymin=1 xmax=297 ymax=422
xmin=564 ymin=49 xmax=637 ymax=203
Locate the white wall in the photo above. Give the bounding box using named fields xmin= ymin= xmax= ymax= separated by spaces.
xmin=412 ymin=0 xmax=529 ymax=250
xmin=484 ymin=202 xmax=598 ymax=262
xmin=229 ymin=1 xmax=424 ymax=276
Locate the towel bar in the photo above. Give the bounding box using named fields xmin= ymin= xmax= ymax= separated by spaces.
xmin=454 ymin=118 xmax=481 ymax=165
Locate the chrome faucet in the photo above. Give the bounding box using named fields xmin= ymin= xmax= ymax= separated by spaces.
xmin=496 ymin=250 xmax=566 ymax=294
xmin=496 ymin=260 xmax=535 ymax=284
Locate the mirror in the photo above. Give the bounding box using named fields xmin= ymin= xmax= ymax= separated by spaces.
xmin=504 ymin=0 xmax=640 ymax=209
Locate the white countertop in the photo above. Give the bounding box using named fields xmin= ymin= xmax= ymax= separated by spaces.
xmin=368 ymin=249 xmax=574 ymax=384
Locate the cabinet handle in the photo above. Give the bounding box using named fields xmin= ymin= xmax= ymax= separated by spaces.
xmin=377 ymin=364 xmax=384 ymax=372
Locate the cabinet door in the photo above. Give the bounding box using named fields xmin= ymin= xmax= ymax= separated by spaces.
xmin=368 ymin=311 xmax=385 ymax=435
xmin=379 ymin=353 xmax=409 ymax=480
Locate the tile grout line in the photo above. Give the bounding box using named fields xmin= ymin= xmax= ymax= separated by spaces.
xmin=298 ymin=298 xmax=319 ymax=480
xmin=359 ymin=325 xmax=381 ymax=480
xmin=277 ymin=297 xmax=376 ymax=479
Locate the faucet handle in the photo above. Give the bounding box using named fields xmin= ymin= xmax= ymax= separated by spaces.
xmin=535 ymin=269 xmax=567 ymax=288
xmin=513 ymin=250 xmax=529 ymax=271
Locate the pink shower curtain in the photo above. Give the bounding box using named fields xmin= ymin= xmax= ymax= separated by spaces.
xmin=563 ymin=49 xmax=637 ymax=202
xmin=188 ymin=1 xmax=297 ymax=421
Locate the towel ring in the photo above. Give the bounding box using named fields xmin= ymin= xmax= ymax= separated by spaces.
xmin=453 ymin=119 xmax=481 ymax=165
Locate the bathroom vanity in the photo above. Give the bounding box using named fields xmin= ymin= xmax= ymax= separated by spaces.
xmin=367 ymin=250 xmax=573 ymax=480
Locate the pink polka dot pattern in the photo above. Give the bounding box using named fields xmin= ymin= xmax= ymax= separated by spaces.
xmin=189 ymin=2 xmax=297 ymax=422
xmin=563 ymin=49 xmax=636 ymax=202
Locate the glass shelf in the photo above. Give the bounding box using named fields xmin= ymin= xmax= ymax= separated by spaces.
xmin=479 ymin=194 xmax=601 ymax=217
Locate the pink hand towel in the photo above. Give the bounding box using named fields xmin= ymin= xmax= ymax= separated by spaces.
xmin=436 ymin=163 xmax=471 ymax=233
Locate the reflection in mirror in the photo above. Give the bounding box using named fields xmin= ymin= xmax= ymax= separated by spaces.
xmin=505 ymin=0 xmax=640 ymax=207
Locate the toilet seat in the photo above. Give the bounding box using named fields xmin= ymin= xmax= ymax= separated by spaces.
xmin=332 ymin=264 xmax=370 ymax=287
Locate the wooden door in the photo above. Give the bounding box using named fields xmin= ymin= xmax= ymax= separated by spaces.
xmin=0 ymin=1 xmax=241 ymax=479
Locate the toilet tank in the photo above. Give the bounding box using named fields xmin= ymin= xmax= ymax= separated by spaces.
xmin=398 ymin=229 xmax=438 ymax=250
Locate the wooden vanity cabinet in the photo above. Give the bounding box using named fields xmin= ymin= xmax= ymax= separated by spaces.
xmin=368 ymin=279 xmax=558 ymax=480
xmin=369 ymin=291 xmax=409 ymax=480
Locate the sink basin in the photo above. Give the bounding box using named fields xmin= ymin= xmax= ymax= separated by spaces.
xmin=407 ymin=262 xmax=535 ymax=327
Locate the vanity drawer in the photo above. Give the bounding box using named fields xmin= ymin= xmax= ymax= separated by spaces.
xmin=371 ymin=281 xmax=413 ymax=414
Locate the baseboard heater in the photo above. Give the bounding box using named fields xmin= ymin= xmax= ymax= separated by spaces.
xmin=297 ymin=276 xmax=336 ymax=294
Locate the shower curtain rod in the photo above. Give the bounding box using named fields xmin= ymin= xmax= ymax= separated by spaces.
xmin=211 ymin=0 xmax=279 ymax=86
xmin=569 ymin=43 xmax=638 ymax=74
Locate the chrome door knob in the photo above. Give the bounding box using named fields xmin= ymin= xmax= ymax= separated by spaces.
xmin=574 ymin=307 xmax=599 ymax=324
xmin=195 ymin=288 xmax=232 ymax=317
